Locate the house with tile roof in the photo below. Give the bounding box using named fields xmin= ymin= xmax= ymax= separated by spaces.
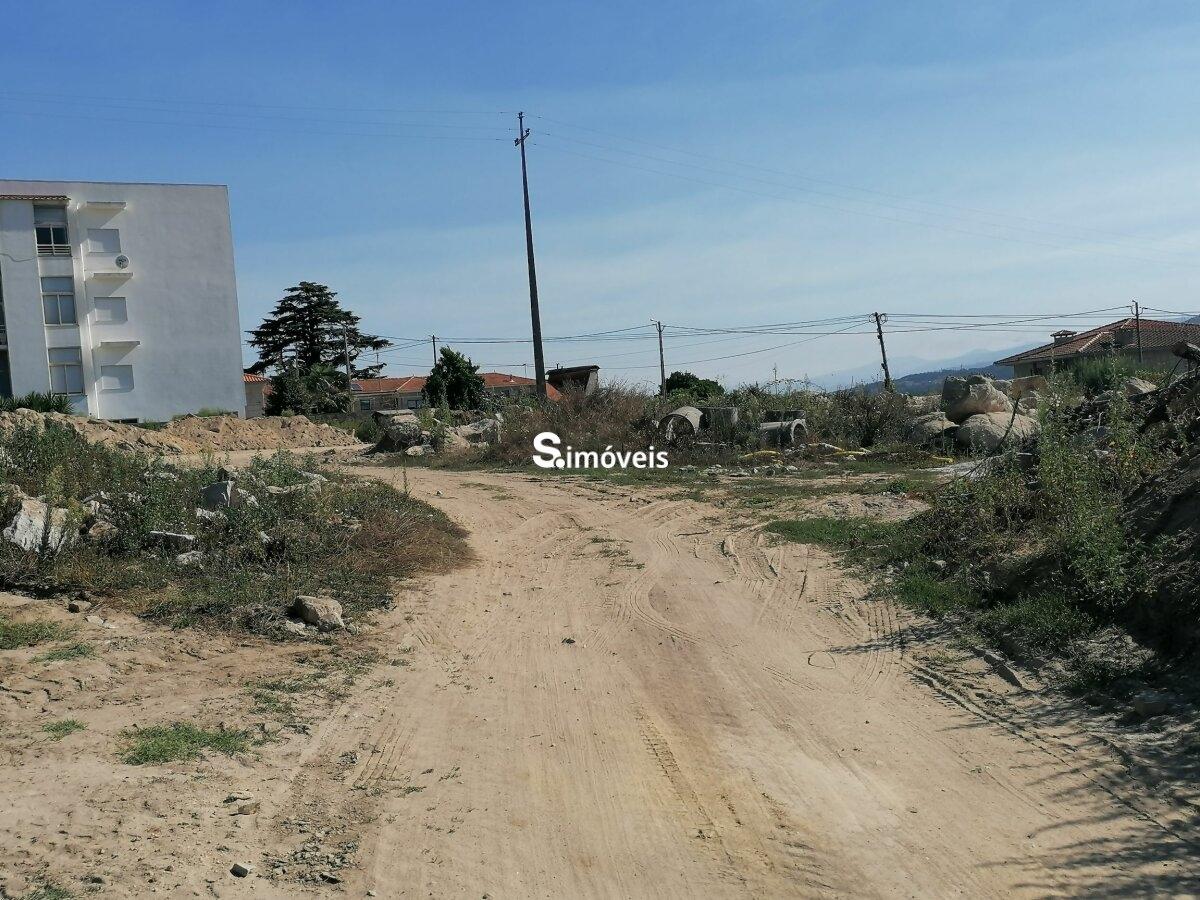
xmin=350 ymin=372 xmax=560 ymax=412
xmin=995 ymin=318 xmax=1200 ymax=377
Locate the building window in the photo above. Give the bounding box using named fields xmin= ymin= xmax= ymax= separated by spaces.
xmin=360 ymin=398 xmax=374 ymax=411
xmin=41 ymin=277 xmax=77 ymax=325
xmin=99 ymin=364 xmax=134 ymax=392
xmin=93 ymin=296 xmax=127 ymax=324
xmin=34 ymin=207 xmax=70 ymax=256
xmin=87 ymin=228 xmax=121 ymax=254
xmin=48 ymin=347 xmax=84 ymax=395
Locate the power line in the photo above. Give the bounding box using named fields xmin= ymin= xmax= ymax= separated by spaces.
xmin=0 ymin=89 xmax=513 ymax=117
xmin=531 ymin=141 xmax=1199 ymax=268
xmin=0 ymin=107 xmax=510 ymax=142
xmin=533 ymin=113 xmax=1200 ymax=254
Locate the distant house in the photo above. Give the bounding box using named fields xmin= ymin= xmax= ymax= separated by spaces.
xmin=547 ymin=364 xmax=600 ymax=396
xmin=350 ymin=371 xmax=560 ymax=412
xmin=244 ymin=372 xmax=270 ymax=418
xmin=995 ymin=318 xmax=1200 ymax=377
xmin=352 ymin=375 xmax=427 ymax=412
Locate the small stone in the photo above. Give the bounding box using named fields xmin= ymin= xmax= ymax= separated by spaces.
xmin=230 ymin=863 xmax=252 ymax=878
xmin=174 ymin=550 xmax=206 ymax=567
xmin=68 ymin=598 xmax=93 ymax=614
xmin=148 ymin=530 xmax=196 ymax=552
xmin=1131 ymin=693 xmax=1170 ymax=719
xmin=281 ymin=620 xmax=308 ymax=636
xmin=231 ymin=800 xmax=260 ymax=815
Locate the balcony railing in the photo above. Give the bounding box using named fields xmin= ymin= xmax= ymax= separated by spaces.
xmin=36 ymin=242 xmax=71 ymax=257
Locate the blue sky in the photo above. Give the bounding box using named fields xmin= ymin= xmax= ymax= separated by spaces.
xmin=3 ymin=1 xmax=1199 ymax=386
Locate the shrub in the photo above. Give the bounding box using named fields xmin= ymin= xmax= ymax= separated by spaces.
xmin=0 ymin=425 xmax=468 ymax=635
xmin=890 ymin=377 xmax=1181 ymax=675
xmin=0 ymin=391 xmax=74 ymax=414
xmin=489 ymin=384 xmax=663 ymax=465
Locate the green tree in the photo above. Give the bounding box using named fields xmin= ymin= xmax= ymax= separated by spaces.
xmin=247 ymin=282 xmax=387 ymax=378
xmin=265 ymin=363 xmax=351 ymax=415
xmin=423 ymin=348 xmax=486 ymax=410
xmin=663 ymin=370 xmax=724 ymax=402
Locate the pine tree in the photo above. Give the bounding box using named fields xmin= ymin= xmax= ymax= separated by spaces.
xmin=422 ymin=348 xmax=486 ymax=410
xmin=247 ymin=282 xmax=387 ymax=378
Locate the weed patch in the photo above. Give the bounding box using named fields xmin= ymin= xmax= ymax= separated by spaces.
xmin=119 ymin=722 xmax=252 ymax=765
xmin=42 ymin=719 xmax=86 ymax=741
xmin=766 ymin=516 xmax=894 ymax=551
xmin=36 ymin=642 xmax=96 ymax=662
xmin=0 ymin=617 xmax=72 ymax=650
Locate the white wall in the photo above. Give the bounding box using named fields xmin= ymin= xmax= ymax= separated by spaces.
xmin=0 ymin=180 xmax=246 ymax=422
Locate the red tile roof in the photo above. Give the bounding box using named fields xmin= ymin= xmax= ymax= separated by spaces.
xmin=352 ymin=372 xmax=561 ymax=400
xmin=243 ymin=373 xmax=269 ymax=383
xmin=995 ymin=318 xmax=1200 ymax=366
xmin=354 ymin=375 xmax=427 ymax=394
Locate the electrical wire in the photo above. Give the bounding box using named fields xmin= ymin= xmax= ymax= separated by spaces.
xmin=533 ymin=113 xmax=1200 ymax=254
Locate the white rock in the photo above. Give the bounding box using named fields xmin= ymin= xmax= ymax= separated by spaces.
xmin=2 ymin=496 xmax=76 ymax=553
xmin=290 ymin=595 xmax=344 ymax=631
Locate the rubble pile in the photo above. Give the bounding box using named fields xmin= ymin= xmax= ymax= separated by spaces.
xmin=371 ymin=410 xmax=503 ymax=456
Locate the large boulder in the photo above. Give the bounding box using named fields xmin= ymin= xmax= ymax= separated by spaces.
xmin=373 ymin=411 xmax=424 ymax=452
xmin=455 ymin=418 xmax=501 ymax=445
xmin=1 ymin=489 xmax=76 ymax=553
xmin=199 ymin=480 xmax=239 ymax=510
xmin=955 ymin=411 xmax=1039 ymax=451
xmin=906 ymin=411 xmax=958 ymax=444
xmin=440 ymin=430 xmax=472 ymax=454
xmin=290 ymin=594 xmax=344 ymax=631
xmin=941 ymin=375 xmax=1014 ymax=424
xmin=1008 ymin=375 xmax=1048 ymax=399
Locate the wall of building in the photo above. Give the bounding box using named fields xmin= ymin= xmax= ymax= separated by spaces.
xmin=0 ymin=180 xmax=245 ymax=422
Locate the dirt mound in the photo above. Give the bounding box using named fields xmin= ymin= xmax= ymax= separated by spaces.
xmin=159 ymin=414 xmax=361 ymax=452
xmin=0 ymin=409 xmax=196 ymax=453
xmin=0 ymin=410 xmax=361 ymax=455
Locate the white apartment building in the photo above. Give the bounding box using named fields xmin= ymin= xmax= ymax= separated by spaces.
xmin=0 ymin=180 xmax=245 ymax=422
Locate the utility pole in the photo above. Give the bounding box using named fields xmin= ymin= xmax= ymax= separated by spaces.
xmin=342 ymin=324 xmax=353 ymax=405
xmin=516 ymin=112 xmax=547 ymax=399
xmin=872 ymin=312 xmax=894 ymax=392
xmin=431 ymin=335 xmax=438 ymax=367
xmin=1132 ymin=300 xmax=1143 ymax=365
xmin=652 ymin=319 xmax=666 ymax=394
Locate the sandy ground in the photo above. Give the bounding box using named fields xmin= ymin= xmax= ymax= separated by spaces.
xmin=2 ymin=466 xmax=1198 ymax=898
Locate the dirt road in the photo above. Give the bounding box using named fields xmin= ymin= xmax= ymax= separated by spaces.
xmin=3 ymin=465 xmax=1196 ymax=897
xmin=290 ymin=466 xmax=1195 ymax=897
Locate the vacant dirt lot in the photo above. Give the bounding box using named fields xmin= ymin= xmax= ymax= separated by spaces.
xmin=2 ymin=465 xmax=1197 ymax=897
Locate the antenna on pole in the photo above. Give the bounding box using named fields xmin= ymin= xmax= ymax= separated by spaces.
xmin=516 ymin=112 xmax=548 ymax=399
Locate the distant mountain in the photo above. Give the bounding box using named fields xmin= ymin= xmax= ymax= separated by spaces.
xmin=809 ymin=342 xmax=1033 ymax=394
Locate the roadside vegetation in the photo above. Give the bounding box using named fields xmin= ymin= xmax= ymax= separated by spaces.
xmin=0 ymin=424 xmax=467 ymax=636
xmin=770 ymin=374 xmax=1195 ymax=694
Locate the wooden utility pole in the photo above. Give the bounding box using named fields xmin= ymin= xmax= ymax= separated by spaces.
xmin=431 ymin=335 xmax=438 ymax=366
xmin=516 ymin=112 xmax=547 ymax=399
xmin=652 ymin=320 xmax=666 ymax=394
xmin=873 ymin=312 xmax=894 ymax=392
xmin=1132 ymin=301 xmax=1143 ymax=365
xmin=342 ymin=324 xmax=354 ymax=405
